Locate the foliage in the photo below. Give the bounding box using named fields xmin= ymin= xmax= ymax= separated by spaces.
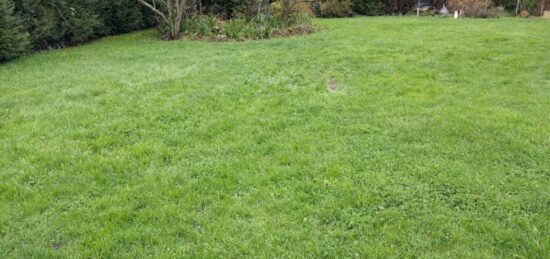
xmin=11 ymin=0 xmax=150 ymax=50
xmin=518 ymin=0 xmax=544 ymax=14
xmin=178 ymin=0 xmax=314 ymax=41
xmin=1 ymin=17 xmax=549 ymax=258
xmin=3 ymin=0 xmax=542 ymax=62
xmin=95 ymin=0 xmax=147 ymax=35
xmin=181 ymin=13 xmax=313 ymax=41
xmin=136 ymin=0 xmax=187 ymax=40
xmin=352 ymin=0 xmax=385 ymax=15
xmin=474 ymin=6 xmax=511 ymax=17
xmin=223 ymin=17 xmax=248 ymax=39
xmin=197 ymin=0 xmax=248 ymax=18
xmin=0 ymin=0 xmax=29 ymax=61
xmin=271 ymin=0 xmax=314 ymax=19
xmin=519 ymin=9 xmax=529 ymax=16
xmin=483 ymin=0 xmax=546 ymax=14
xmin=380 ymin=0 xmax=418 ymax=15
xmin=320 ymin=0 xmax=353 ymax=17
xmin=13 ymin=0 xmax=98 ymax=49
xmin=443 ymin=0 xmax=542 ymax=16
xmin=492 ymin=0 xmax=521 ymax=11
xmin=182 ymin=15 xmax=221 ymax=36
xmin=448 ymin=0 xmax=493 ymax=16
xmin=331 ymin=0 xmax=544 ymax=16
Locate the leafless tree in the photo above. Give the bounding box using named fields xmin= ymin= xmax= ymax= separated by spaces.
xmin=137 ymin=0 xmax=187 ymax=40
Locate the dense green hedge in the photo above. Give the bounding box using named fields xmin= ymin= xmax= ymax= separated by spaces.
xmin=13 ymin=0 xmax=154 ymax=49
xmin=1 ymin=0 xmax=153 ymax=61
xmin=0 ymin=0 xmax=29 ymax=61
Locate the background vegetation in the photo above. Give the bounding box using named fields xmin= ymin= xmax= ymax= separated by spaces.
xmin=0 ymin=0 xmax=29 ymax=62
xmin=1 ymin=0 xmax=548 ymax=61
xmin=12 ymin=0 xmax=153 ymax=49
xmin=0 ymin=0 xmax=153 ymax=61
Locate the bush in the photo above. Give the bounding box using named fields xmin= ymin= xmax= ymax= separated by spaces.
xmin=271 ymin=0 xmax=314 ymax=19
xmin=0 ymin=0 xmax=29 ymax=61
xmin=519 ymin=9 xmax=529 ymax=17
xmin=320 ymin=0 xmax=353 ymax=17
xmin=448 ymin=0 xmax=493 ymax=16
xmin=352 ymin=0 xmax=385 ymax=15
xmin=248 ymin=14 xmax=277 ymax=39
xmin=365 ymin=0 xmax=385 ymax=15
xmin=199 ymin=0 xmax=248 ymax=18
xmin=224 ymin=18 xmax=248 ymax=39
xmin=13 ymin=0 xmax=100 ymax=49
xmin=475 ymin=6 xmax=511 ymax=17
xmin=11 ymin=0 xmax=150 ymax=50
xmin=493 ymin=0 xmax=546 ymax=16
xmin=180 ymin=12 xmax=313 ymax=41
xmin=178 ymin=1 xmax=314 ymax=41
xmin=95 ymin=0 xmax=147 ymax=35
xmin=182 ymin=15 xmax=222 ymax=36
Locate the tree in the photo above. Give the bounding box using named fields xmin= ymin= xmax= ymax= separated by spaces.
xmin=0 ymin=0 xmax=29 ymax=61
xmin=137 ymin=0 xmax=187 ymax=40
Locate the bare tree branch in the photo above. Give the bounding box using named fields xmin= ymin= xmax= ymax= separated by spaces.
xmin=137 ymin=0 xmax=167 ymax=20
xmin=137 ymin=0 xmax=187 ymax=40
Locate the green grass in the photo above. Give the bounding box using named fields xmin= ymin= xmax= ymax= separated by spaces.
xmin=1 ymin=17 xmax=549 ymax=257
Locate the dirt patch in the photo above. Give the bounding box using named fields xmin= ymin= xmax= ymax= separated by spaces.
xmin=51 ymin=241 xmax=62 ymax=250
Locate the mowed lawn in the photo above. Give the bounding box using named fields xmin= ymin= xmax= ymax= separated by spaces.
xmin=1 ymin=17 xmax=549 ymax=257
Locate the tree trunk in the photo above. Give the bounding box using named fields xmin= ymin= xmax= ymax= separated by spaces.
xmin=283 ymin=0 xmax=290 ymax=21
xmin=137 ymin=0 xmax=186 ymax=40
xmin=198 ymin=0 xmax=202 ymax=15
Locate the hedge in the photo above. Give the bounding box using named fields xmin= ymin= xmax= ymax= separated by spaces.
xmin=0 ymin=0 xmax=29 ymax=61
xmin=1 ymin=0 xmax=153 ymax=61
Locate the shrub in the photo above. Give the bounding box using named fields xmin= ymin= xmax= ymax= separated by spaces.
xmin=518 ymin=0 xmax=542 ymax=15
xmin=519 ymin=9 xmax=529 ymax=17
xmin=224 ymin=18 xmax=248 ymax=39
xmin=248 ymin=14 xmax=277 ymax=39
xmin=197 ymin=15 xmax=221 ymax=36
xmin=0 ymin=0 xmax=29 ymax=61
xmin=320 ymin=0 xmax=353 ymax=17
xmin=182 ymin=15 xmax=221 ymax=36
xmin=180 ymin=11 xmax=313 ymax=41
xmin=13 ymin=0 xmax=102 ymax=48
xmin=95 ymin=0 xmax=146 ymax=35
xmin=271 ymin=0 xmax=314 ymax=19
xmin=490 ymin=0 xmax=546 ymax=15
xmin=199 ymin=0 xmax=248 ymax=18
xmin=12 ymin=0 xmax=150 ymax=49
xmin=476 ymin=6 xmax=511 ymax=17
xmin=288 ymin=12 xmax=313 ymax=26
xmin=352 ymin=0 xmax=385 ymax=15
xmin=448 ymin=0 xmax=493 ymax=16
xmin=365 ymin=0 xmax=385 ymax=15
xmin=178 ymin=0 xmax=314 ymax=42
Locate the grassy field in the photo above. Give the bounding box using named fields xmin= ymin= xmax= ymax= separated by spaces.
xmin=1 ymin=17 xmax=549 ymax=257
